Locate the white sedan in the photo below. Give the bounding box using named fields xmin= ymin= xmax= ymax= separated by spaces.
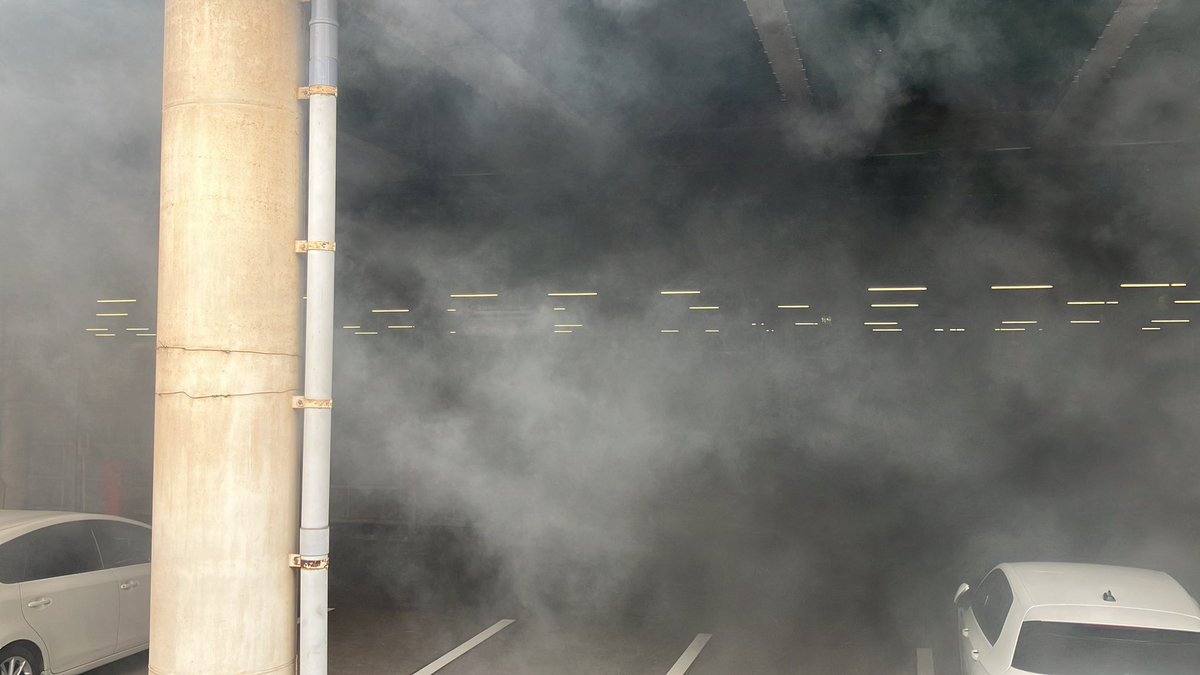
xmin=955 ymin=562 xmax=1200 ymax=675
xmin=0 ymin=510 xmax=150 ymax=675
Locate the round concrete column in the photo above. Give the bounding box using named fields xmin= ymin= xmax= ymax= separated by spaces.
xmin=153 ymin=2 xmax=302 ymax=673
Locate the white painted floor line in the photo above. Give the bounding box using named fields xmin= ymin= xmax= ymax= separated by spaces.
xmin=916 ymin=647 xmax=935 ymax=675
xmin=664 ymin=633 xmax=713 ymax=675
xmin=410 ymin=619 xmax=516 ymax=675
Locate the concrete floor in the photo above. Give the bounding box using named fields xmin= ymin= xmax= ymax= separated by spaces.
xmin=92 ymin=608 xmax=951 ymax=674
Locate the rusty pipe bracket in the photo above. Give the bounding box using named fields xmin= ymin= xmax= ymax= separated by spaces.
xmin=292 ymin=397 xmax=333 ymax=410
xmin=289 ymin=554 xmax=330 ymax=570
xmin=298 ymin=85 xmax=338 ymax=99
xmin=294 ymin=240 xmax=336 ymax=253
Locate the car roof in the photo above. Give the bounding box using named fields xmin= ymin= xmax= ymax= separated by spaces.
xmin=0 ymin=509 xmax=147 ymax=534
xmin=999 ymin=562 xmax=1200 ymax=619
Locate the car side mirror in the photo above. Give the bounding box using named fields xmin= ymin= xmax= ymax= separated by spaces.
xmin=954 ymin=582 xmax=972 ymax=608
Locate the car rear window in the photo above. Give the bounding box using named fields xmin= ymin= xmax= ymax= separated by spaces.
xmin=1012 ymin=621 xmax=1200 ymax=675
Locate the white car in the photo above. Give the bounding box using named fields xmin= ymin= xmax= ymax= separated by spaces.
xmin=0 ymin=510 xmax=150 ymax=675
xmin=955 ymin=562 xmax=1200 ymax=674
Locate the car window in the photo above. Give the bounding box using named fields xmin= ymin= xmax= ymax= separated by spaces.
xmin=971 ymin=568 xmax=1014 ymax=645
xmin=0 ymin=521 xmax=104 ymax=583
xmin=90 ymin=520 xmax=151 ymax=568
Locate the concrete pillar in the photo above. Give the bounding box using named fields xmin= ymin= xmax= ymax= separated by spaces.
xmin=152 ymin=2 xmax=302 ymax=674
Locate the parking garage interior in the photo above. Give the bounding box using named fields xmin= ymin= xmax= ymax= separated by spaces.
xmin=3 ymin=0 xmax=1200 ymax=673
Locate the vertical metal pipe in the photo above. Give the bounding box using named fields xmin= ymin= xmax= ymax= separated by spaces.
xmin=300 ymin=1 xmax=338 ymax=674
xmin=153 ymin=1 xmax=302 ymax=673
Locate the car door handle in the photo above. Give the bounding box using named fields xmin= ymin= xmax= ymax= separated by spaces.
xmin=26 ymin=597 xmax=51 ymax=609
xmin=119 ymin=581 xmax=139 ymax=590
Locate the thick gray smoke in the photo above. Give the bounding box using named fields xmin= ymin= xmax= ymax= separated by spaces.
xmin=4 ymin=0 xmax=1200 ymax=672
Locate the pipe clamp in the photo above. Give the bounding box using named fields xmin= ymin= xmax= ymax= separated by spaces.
xmin=289 ymin=554 xmax=330 ymax=570
xmin=295 ymin=240 xmax=336 ymax=253
xmin=298 ymin=85 xmax=338 ymax=99
xmin=293 ymin=397 xmax=333 ymax=409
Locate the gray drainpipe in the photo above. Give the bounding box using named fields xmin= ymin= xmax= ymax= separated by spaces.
xmin=299 ymin=1 xmax=337 ymax=674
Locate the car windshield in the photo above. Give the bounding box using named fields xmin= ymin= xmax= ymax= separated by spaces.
xmin=1012 ymin=621 xmax=1200 ymax=675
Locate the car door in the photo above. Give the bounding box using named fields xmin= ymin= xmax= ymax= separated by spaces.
xmin=89 ymin=519 xmax=151 ymax=653
xmin=15 ymin=520 xmax=118 ymax=672
xmin=960 ymin=569 xmax=1014 ymax=674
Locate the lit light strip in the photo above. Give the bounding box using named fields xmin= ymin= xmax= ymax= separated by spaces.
xmin=864 ymin=322 xmax=898 ymax=326
xmin=777 ymin=305 xmax=810 ymax=309
xmin=552 ymin=307 xmax=566 ymax=311
xmin=94 ymin=333 xmax=116 ymax=337
xmin=97 ymin=299 xmax=136 ymax=304
xmin=136 ymin=333 xmax=156 ymax=337
xmin=85 ymin=328 xmax=108 ymax=332
xmin=995 ymin=328 xmax=1026 ymax=332
xmin=446 ymin=309 xmax=457 ymax=313
xmin=95 ymin=313 xmax=128 ymax=317
xmin=354 ymin=331 xmax=378 ymax=335
xmin=689 ymin=306 xmax=719 ymax=310
xmin=449 ymin=293 xmax=498 ymax=298
xmin=868 ymin=286 xmax=927 ymax=292
xmin=1001 ymin=321 xmax=1038 ymax=325
xmin=1067 ymin=300 xmax=1119 ymax=306
xmin=1121 ymin=283 xmax=1186 ymax=288
xmin=387 ymin=325 xmax=415 ymax=330
xmin=950 ymin=328 xmax=966 ymax=332
xmin=554 ymin=324 xmax=582 ymax=328
xmin=547 ymin=292 xmax=597 ymax=297
xmin=1142 ymin=327 xmax=1162 ymax=331
xmin=871 ymin=303 xmax=918 ymax=308
xmin=660 ymin=329 xmax=680 ymax=333
xmin=794 ymin=322 xmax=819 ymax=326
xmin=554 ymin=330 xmax=573 ymax=334
xmin=704 ymin=329 xmax=720 ymax=333
xmin=1070 ymin=320 xmax=1100 ymax=324
xmin=125 ymin=327 xmax=150 ymax=332
xmin=1151 ymin=319 xmax=1190 ymax=324
xmin=934 ymin=328 xmax=945 ymax=332
xmin=872 ymin=328 xmax=903 ymax=332
xmin=1174 ymin=300 xmax=1200 ymax=304
xmin=660 ymin=290 xmax=701 ymax=295
xmin=341 ymin=325 xmax=361 ymax=329
xmin=992 ymin=285 xmax=1053 ymax=290
xmin=372 ymin=309 xmax=410 ymax=313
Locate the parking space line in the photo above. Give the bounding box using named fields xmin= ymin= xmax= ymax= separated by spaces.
xmin=664 ymin=633 xmax=713 ymax=675
xmin=916 ymin=647 xmax=934 ymax=675
xmin=410 ymin=619 xmax=516 ymax=675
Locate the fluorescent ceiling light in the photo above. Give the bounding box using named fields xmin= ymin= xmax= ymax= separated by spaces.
xmin=867 ymin=286 xmax=927 ymax=292
xmin=94 ymin=333 xmax=115 ymax=337
xmin=341 ymin=325 xmax=361 ymax=329
xmin=1067 ymin=301 xmax=1109 ymax=305
xmin=1142 ymin=327 xmax=1162 ymax=331
xmin=660 ymin=290 xmax=701 ymax=295
xmin=95 ymin=313 xmax=128 ymax=317
xmin=371 ymin=309 xmax=409 ymax=313
xmin=934 ymin=328 xmax=945 ymax=332
xmin=864 ymin=322 xmax=898 ymax=326
xmin=870 ymin=303 xmax=918 ymax=308
xmin=386 ymin=325 xmax=415 ymax=330
xmin=704 ymin=329 xmax=720 ymax=333
xmin=554 ymin=324 xmax=582 ymax=328
xmin=353 ymin=331 xmax=378 ymax=335
xmin=660 ymin=329 xmax=679 ymax=333
xmin=872 ymin=328 xmax=902 ymax=332
xmin=547 ymin=292 xmax=597 ymax=297
xmin=136 ymin=333 xmax=156 ymax=337
xmin=1120 ymin=283 xmax=1171 ymax=288
xmin=689 ymin=306 xmax=719 ymax=310
xmin=794 ymin=322 xmax=819 ymax=326
xmin=995 ymin=328 xmax=1026 ymax=332
xmin=554 ymin=330 xmax=573 ymax=334
xmin=1174 ymin=300 xmax=1200 ymax=304
xmin=125 ymin=327 xmax=150 ymax=331
xmin=1001 ymin=320 xmax=1038 ymax=325
xmin=552 ymin=307 xmax=566 ymax=311
xmin=449 ymin=293 xmax=498 ymax=298
xmin=1151 ymin=319 xmax=1189 ymax=324
xmin=777 ymin=305 xmax=810 ymax=309
xmin=85 ymin=328 xmax=108 ymax=332
xmin=1070 ymin=320 xmax=1100 ymax=324
xmin=950 ymin=328 xmax=966 ymax=332
xmin=97 ymin=299 xmax=136 ymax=304
xmin=992 ymin=285 xmax=1053 ymax=290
